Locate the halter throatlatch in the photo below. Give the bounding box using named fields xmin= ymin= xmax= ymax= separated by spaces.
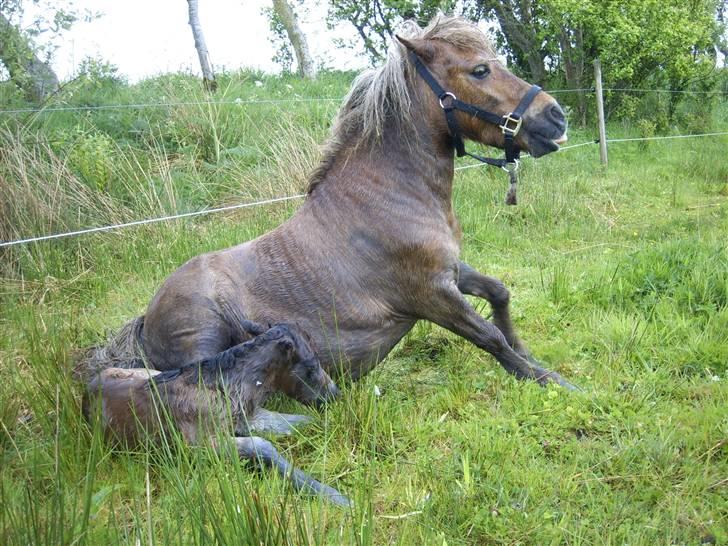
xmin=410 ymin=52 xmax=542 ymax=205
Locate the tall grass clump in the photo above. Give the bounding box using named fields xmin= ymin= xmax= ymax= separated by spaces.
xmin=0 ymin=129 xmax=123 ymax=247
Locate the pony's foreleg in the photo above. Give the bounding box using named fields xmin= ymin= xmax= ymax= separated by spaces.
xmin=233 ymin=437 xmax=351 ymax=507
xmin=456 ymin=262 xmax=532 ymax=359
xmin=425 ymin=274 xmax=580 ymax=391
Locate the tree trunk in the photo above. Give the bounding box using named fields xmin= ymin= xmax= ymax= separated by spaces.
xmin=489 ymin=1 xmax=546 ymax=84
xmin=272 ymin=0 xmax=317 ymax=79
xmin=186 ymin=0 xmax=216 ymax=91
xmin=717 ymin=0 xmax=728 ymax=67
xmin=0 ymin=11 xmax=59 ymax=102
xmin=559 ymin=27 xmax=587 ymax=124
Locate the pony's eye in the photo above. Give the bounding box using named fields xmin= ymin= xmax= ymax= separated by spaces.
xmin=471 ymin=65 xmax=490 ymax=79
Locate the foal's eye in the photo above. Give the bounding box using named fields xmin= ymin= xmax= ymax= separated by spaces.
xmin=471 ymin=64 xmax=490 ymax=79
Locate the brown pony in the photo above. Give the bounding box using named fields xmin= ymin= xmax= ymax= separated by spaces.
xmin=81 ymin=16 xmax=575 ymax=432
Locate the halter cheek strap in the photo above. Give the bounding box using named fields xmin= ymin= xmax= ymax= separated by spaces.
xmin=410 ymin=52 xmax=542 ymax=204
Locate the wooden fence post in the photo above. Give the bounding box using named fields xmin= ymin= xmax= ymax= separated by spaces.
xmin=593 ymin=59 xmax=608 ymax=167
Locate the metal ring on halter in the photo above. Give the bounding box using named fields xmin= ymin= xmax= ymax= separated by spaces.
xmin=502 ymin=160 xmax=519 ymax=173
xmin=438 ymin=92 xmax=457 ymax=109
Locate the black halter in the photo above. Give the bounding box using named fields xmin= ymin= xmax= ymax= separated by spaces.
xmin=409 ymin=52 xmax=542 ymax=204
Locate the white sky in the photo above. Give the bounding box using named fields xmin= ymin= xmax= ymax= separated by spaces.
xmin=7 ymin=2 xmax=727 ymax=82
xmin=36 ymin=0 xmax=369 ymax=81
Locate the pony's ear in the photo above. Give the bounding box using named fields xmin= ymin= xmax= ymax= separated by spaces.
xmin=396 ymin=35 xmax=435 ymax=62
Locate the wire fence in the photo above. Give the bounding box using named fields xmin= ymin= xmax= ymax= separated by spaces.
xmin=2 ymin=129 xmax=726 ymax=249
xmin=0 ymin=195 xmax=307 ymax=248
xmin=0 ymin=87 xmax=725 ymax=115
xmin=548 ymin=87 xmax=727 ymax=95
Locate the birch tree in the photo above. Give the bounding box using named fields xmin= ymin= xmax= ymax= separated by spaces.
xmin=186 ymin=0 xmax=216 ymax=91
xmin=271 ymin=0 xmax=316 ymax=79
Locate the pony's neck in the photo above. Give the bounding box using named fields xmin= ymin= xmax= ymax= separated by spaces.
xmin=220 ymin=358 xmax=275 ymax=414
xmin=311 ymin=89 xmax=455 ymax=208
xmin=190 ymin=349 xmax=276 ymax=417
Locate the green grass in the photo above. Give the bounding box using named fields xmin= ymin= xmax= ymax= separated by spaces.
xmin=1 ymin=71 xmax=727 ymax=545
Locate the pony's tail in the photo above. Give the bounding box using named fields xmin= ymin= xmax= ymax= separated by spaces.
xmin=74 ymin=316 xmax=148 ymax=382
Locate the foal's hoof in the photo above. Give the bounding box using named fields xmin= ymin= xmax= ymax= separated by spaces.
xmin=248 ymin=409 xmax=315 ymax=435
xmin=329 ymin=493 xmax=353 ymax=508
xmin=320 ymin=487 xmax=353 ymax=508
xmin=525 ymin=353 xmax=582 ymax=392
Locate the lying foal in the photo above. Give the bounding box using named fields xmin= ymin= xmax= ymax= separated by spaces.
xmin=84 ymin=322 xmax=350 ymax=507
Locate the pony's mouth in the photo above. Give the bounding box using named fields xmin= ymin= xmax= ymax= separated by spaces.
xmin=526 ymin=130 xmax=565 ymax=158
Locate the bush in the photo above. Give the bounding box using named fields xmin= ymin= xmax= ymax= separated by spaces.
xmin=51 ymin=127 xmax=116 ymax=191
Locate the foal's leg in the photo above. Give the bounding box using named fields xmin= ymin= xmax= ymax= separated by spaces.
xmin=242 ymin=408 xmax=313 ymax=436
xmin=228 ymin=314 xmax=317 ymax=436
xmin=424 ymin=273 xmax=579 ymax=391
xmin=234 ymin=436 xmax=351 ymax=507
xmin=456 ymin=262 xmax=532 ymax=360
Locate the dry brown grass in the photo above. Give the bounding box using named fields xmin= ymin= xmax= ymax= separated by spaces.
xmin=0 ymin=129 xmax=125 ymax=246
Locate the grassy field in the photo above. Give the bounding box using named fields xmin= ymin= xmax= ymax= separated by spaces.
xmin=1 ymin=70 xmax=727 ymax=545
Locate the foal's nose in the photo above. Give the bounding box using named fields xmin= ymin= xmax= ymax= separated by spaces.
xmin=546 ymin=104 xmax=567 ymax=132
xmin=326 ymin=382 xmax=340 ymax=401
xmin=316 ymin=381 xmax=340 ymax=407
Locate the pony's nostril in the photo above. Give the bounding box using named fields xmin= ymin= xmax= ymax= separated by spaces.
xmin=549 ymin=105 xmax=566 ymax=128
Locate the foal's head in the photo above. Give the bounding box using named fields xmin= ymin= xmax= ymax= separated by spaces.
xmin=398 ymin=17 xmax=567 ymax=158
xmin=232 ymin=323 xmax=340 ymax=407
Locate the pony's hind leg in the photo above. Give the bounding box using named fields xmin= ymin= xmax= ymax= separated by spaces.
xmin=233 ymin=436 xmax=351 ymax=507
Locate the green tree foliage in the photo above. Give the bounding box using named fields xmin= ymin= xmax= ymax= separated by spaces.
xmin=329 ymin=0 xmax=724 ymax=123
xmin=0 ymin=0 xmax=93 ymax=101
xmin=327 ymin=0 xmax=456 ymax=62
xmin=541 ymin=1 xmax=718 ymax=86
xmin=473 ymin=0 xmax=721 ymax=120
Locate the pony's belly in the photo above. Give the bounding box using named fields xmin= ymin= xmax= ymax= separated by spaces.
xmin=315 ymin=319 xmax=416 ymax=380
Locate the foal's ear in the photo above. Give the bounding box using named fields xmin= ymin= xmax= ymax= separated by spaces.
xmin=276 ymin=338 xmax=294 ymax=356
xmin=396 ymin=35 xmax=435 ymax=63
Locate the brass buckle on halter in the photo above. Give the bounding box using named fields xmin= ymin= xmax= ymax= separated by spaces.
xmin=438 ymin=92 xmax=457 ymax=110
xmin=500 ymin=113 xmax=522 ymax=136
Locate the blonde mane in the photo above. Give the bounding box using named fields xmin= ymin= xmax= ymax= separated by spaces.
xmin=307 ymin=16 xmax=497 ymax=193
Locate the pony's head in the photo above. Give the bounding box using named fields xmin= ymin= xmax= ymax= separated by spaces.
xmin=307 ymin=16 xmax=567 ymax=194
xmin=396 ymin=17 xmax=566 ymax=158
xmin=232 ymin=323 xmax=340 ymax=407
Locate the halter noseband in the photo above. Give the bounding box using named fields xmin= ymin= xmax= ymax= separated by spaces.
xmin=409 ymin=52 xmax=542 ymax=204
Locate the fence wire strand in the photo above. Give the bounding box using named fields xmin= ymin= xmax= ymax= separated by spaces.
xmin=605 ymin=132 xmax=728 ymax=143
xmin=0 ymin=195 xmax=306 ymax=248
xmin=0 ymin=86 xmax=725 ymax=115
xmin=0 ymin=97 xmax=342 ymax=115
